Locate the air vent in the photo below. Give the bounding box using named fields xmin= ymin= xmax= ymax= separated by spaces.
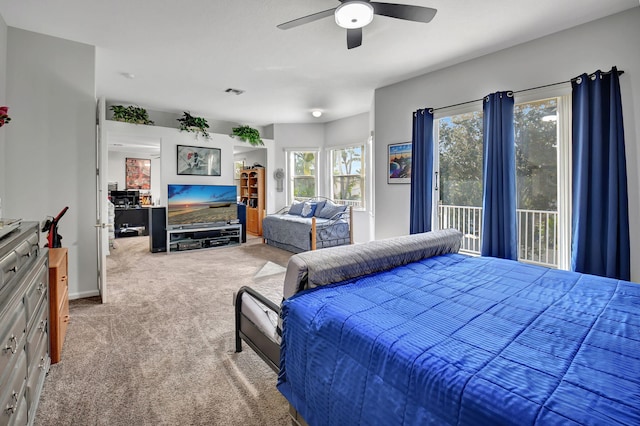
xmin=225 ymin=88 xmax=245 ymax=96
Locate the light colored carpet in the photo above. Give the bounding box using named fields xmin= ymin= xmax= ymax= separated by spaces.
xmin=35 ymin=236 xmax=294 ymax=426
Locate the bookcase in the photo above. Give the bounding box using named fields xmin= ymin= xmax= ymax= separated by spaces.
xmin=239 ymin=168 xmax=265 ymax=235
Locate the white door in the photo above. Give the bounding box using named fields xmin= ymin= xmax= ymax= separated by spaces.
xmin=96 ymin=98 xmax=108 ymax=303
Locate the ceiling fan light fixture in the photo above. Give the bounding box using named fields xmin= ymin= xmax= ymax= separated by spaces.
xmin=335 ymin=1 xmax=374 ymax=29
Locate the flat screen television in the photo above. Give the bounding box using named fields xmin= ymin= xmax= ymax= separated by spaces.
xmin=167 ymin=184 xmax=237 ymax=229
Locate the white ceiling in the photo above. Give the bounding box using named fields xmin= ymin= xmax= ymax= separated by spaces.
xmin=0 ymin=0 xmax=637 ymax=126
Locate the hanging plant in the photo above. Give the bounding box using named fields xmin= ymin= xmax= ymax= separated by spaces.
xmin=177 ymin=112 xmax=210 ymax=139
xmin=110 ymin=105 xmax=154 ymax=125
xmin=231 ymin=125 xmax=263 ymax=146
xmin=0 ymin=106 xmax=11 ymax=127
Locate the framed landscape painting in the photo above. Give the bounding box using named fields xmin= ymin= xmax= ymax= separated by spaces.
xmin=125 ymin=158 xmax=151 ymax=189
xmin=177 ymin=145 xmax=221 ymax=176
xmin=388 ymin=142 xmax=412 ymax=184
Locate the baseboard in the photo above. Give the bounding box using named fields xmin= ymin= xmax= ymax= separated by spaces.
xmin=69 ymin=289 xmax=100 ymax=300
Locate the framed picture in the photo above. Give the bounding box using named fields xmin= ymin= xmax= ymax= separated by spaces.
xmin=177 ymin=145 xmax=221 ymax=176
xmin=125 ymin=158 xmax=151 ymax=189
xmin=388 ymin=142 xmax=412 ymax=184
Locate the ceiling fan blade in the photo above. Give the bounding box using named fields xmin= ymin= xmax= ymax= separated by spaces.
xmin=277 ymin=8 xmax=336 ymax=30
xmin=370 ymin=2 xmax=437 ymax=23
xmin=346 ymin=28 xmax=362 ymax=49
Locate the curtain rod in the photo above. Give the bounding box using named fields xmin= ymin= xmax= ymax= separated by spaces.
xmin=431 ymin=69 xmax=624 ymax=112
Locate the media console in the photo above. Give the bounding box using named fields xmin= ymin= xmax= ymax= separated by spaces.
xmin=166 ymin=224 xmax=242 ymax=253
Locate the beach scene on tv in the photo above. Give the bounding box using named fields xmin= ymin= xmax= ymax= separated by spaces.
xmin=167 ymin=184 xmax=237 ymax=227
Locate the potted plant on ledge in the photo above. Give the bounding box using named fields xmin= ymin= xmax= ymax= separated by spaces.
xmin=178 ymin=112 xmax=210 ymax=139
xmin=110 ymin=105 xmax=154 ymax=125
xmin=231 ymin=125 xmax=263 ymax=146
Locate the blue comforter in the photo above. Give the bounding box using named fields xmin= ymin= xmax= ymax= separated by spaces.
xmin=277 ymin=254 xmax=640 ymax=425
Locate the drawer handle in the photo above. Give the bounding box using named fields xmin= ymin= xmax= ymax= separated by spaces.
xmin=38 ymin=282 xmax=46 ymax=294
xmin=23 ymin=251 xmax=32 ymax=258
xmin=39 ymin=356 xmax=47 ymax=370
xmin=38 ymin=319 xmax=47 ymax=332
xmin=5 ymin=391 xmax=19 ymax=414
xmin=3 ymin=335 xmax=18 ymax=354
xmin=64 ymin=315 xmax=70 ymax=323
xmin=8 ymin=266 xmax=17 ymax=273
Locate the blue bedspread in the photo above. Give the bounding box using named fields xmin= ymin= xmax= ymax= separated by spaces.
xmin=277 ymin=254 xmax=640 ymax=425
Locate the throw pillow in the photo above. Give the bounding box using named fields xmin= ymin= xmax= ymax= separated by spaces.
xmin=313 ymin=200 xmax=327 ymax=216
xmin=288 ymin=201 xmax=304 ymax=216
xmin=301 ymin=202 xmax=317 ymax=218
xmin=317 ymin=200 xmax=347 ymax=219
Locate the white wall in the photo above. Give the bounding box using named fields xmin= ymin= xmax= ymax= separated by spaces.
xmin=374 ymin=8 xmax=640 ymax=280
xmin=5 ymin=28 xmax=96 ymax=298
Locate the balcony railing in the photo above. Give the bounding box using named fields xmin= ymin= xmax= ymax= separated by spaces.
xmin=438 ymin=205 xmax=558 ymax=268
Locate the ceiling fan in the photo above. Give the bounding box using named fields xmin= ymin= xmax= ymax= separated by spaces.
xmin=277 ymin=0 xmax=437 ymax=49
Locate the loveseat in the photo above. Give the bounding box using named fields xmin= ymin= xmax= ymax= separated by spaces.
xmin=262 ymin=198 xmax=352 ymax=253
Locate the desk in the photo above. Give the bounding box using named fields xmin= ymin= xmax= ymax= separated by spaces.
xmin=114 ymin=207 xmax=149 ymax=237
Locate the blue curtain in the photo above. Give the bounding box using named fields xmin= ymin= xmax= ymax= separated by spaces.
xmin=481 ymin=91 xmax=517 ymax=260
xmin=410 ymin=108 xmax=434 ymax=234
xmin=571 ymin=67 xmax=630 ymax=280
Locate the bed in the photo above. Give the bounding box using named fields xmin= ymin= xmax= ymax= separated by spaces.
xmin=235 ymin=229 xmax=640 ymax=425
xmin=262 ymin=198 xmax=353 ymax=253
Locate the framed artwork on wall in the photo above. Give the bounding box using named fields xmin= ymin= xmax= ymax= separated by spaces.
xmin=388 ymin=142 xmax=412 ymax=184
xmin=125 ymin=158 xmax=151 ymax=189
xmin=177 ymin=145 xmax=221 ymax=176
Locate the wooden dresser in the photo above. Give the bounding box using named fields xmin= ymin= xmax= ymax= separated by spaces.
xmin=48 ymin=248 xmax=69 ymax=364
xmin=0 ymin=222 xmax=49 ymax=425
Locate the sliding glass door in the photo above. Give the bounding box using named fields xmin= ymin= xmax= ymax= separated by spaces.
xmin=435 ymin=95 xmax=569 ymax=268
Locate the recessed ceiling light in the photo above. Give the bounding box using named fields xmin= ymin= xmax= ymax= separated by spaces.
xmin=120 ymin=72 xmax=135 ymax=79
xmin=312 ymin=110 xmax=323 ymax=118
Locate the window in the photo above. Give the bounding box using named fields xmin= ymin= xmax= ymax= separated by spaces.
xmin=434 ymin=92 xmax=571 ymax=269
xmin=329 ymin=144 xmax=365 ymax=209
xmin=287 ymin=150 xmax=318 ymax=203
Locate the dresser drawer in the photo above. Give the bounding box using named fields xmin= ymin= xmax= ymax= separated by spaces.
xmin=0 ymin=300 xmax=26 ymax=385
xmin=14 ymin=232 xmax=39 ymax=269
xmin=26 ymin=328 xmax=49 ymax=415
xmin=26 ymin=303 xmax=48 ymax=370
xmin=0 ymin=251 xmax=18 ymax=292
xmin=0 ymin=351 xmax=27 ymax=426
xmin=48 ymin=248 xmax=68 ymax=309
xmin=24 ymin=264 xmax=48 ymax=325
xmin=57 ymin=293 xmax=69 ymax=354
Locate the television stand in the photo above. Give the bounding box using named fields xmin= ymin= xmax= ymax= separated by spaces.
xmin=166 ymin=224 xmax=242 ymax=253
